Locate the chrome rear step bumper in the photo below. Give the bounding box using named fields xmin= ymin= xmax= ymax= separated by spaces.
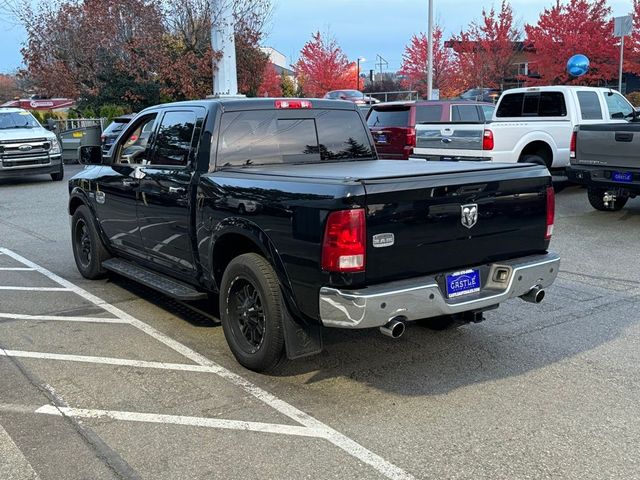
xmin=319 ymin=252 xmax=560 ymax=329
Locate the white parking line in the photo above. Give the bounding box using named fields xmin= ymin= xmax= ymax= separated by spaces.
xmin=36 ymin=405 xmax=323 ymax=438
xmin=0 ymin=267 xmax=36 ymax=271
xmin=0 ymin=313 xmax=128 ymax=324
xmin=0 ymin=423 xmax=40 ymax=480
xmin=0 ymin=248 xmax=415 ymax=480
xmin=0 ymin=286 xmax=70 ymax=292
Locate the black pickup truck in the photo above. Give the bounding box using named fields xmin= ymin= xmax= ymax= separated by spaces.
xmin=69 ymin=98 xmax=559 ymax=372
xmin=567 ymin=123 xmax=640 ymax=211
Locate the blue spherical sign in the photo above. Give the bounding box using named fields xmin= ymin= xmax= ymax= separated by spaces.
xmin=567 ymin=54 xmax=590 ymax=77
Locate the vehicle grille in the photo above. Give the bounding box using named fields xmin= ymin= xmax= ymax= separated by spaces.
xmin=0 ymin=138 xmax=52 ymax=168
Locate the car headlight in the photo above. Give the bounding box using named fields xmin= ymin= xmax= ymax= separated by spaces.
xmin=49 ymin=138 xmax=61 ymax=155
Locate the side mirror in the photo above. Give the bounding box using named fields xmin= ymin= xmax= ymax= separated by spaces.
xmin=611 ymin=112 xmax=625 ymax=120
xmin=78 ymin=145 xmax=103 ymax=165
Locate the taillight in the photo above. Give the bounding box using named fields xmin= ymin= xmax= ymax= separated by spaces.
xmin=482 ymin=129 xmax=494 ymax=150
xmin=570 ymin=130 xmax=577 ymax=159
xmin=545 ymin=186 xmax=555 ymax=240
xmin=403 ymin=127 xmax=416 ymax=159
xmin=321 ymin=209 xmax=366 ymax=272
xmin=275 ymin=100 xmax=312 ymax=109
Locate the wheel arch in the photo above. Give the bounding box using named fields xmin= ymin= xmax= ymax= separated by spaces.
xmin=514 ymin=132 xmax=558 ymax=168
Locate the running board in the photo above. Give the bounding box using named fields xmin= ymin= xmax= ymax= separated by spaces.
xmin=102 ymin=258 xmax=208 ymax=301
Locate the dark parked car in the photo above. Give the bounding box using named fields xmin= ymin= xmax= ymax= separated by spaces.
xmin=367 ymin=100 xmax=495 ymax=159
xmin=70 ymin=98 xmax=558 ymax=372
xmin=101 ymin=114 xmax=135 ymax=154
xmin=324 ymin=89 xmax=380 ymax=105
xmin=460 ymin=88 xmax=501 ymax=103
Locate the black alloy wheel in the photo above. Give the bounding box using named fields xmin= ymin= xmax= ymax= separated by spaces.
xmin=228 ymin=278 xmax=266 ymax=353
xmin=71 ymin=205 xmax=109 ymax=279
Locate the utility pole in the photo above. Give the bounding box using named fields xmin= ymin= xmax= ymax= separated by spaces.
xmin=614 ymin=15 xmax=632 ymax=93
xmin=427 ymin=0 xmax=434 ymax=100
xmin=211 ymin=0 xmax=239 ymax=96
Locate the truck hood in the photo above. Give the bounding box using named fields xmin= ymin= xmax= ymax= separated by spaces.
xmin=0 ymin=127 xmax=56 ymax=142
xmin=223 ymin=160 xmax=538 ymax=182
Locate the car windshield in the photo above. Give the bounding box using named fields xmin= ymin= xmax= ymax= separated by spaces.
xmin=0 ymin=111 xmax=41 ymax=129
xmin=103 ymin=119 xmax=130 ymax=135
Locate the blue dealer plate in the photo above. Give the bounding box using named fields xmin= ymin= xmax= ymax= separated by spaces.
xmin=446 ymin=269 xmax=481 ymax=298
xmin=375 ymin=133 xmax=387 ymax=144
xmin=612 ymin=171 xmax=633 ymax=183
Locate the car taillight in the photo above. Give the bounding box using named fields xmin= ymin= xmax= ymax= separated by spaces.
xmin=275 ymin=100 xmax=312 ymax=109
xmin=402 ymin=127 xmax=416 ymax=159
xmin=545 ymin=186 xmax=555 ymax=240
xmin=482 ymin=129 xmax=494 ymax=150
xmin=321 ymin=209 xmax=366 ymax=272
xmin=569 ymin=130 xmax=577 ymax=159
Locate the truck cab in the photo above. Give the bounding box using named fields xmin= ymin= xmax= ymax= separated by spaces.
xmin=0 ymin=108 xmax=64 ymax=181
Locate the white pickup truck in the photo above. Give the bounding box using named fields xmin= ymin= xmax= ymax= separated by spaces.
xmin=411 ymin=86 xmax=637 ymax=169
xmin=0 ymin=107 xmax=64 ymax=181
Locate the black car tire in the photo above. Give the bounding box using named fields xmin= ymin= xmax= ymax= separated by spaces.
xmin=219 ymin=253 xmax=285 ymax=372
xmin=71 ymin=205 xmax=110 ymax=279
xmin=51 ymin=163 xmax=64 ymax=181
xmin=587 ymin=187 xmax=628 ymax=211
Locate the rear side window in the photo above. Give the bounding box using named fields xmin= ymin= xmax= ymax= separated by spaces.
xmin=480 ymin=105 xmax=495 ymax=120
xmin=152 ymin=110 xmax=197 ymax=166
xmin=367 ymin=107 xmax=410 ymax=127
xmin=219 ymin=109 xmax=374 ymax=167
xmin=577 ymin=91 xmax=603 ymax=120
xmin=103 ymin=120 xmax=129 ymax=135
xmin=496 ymin=92 xmax=566 ymax=117
xmin=415 ymin=105 xmax=443 ymax=123
xmin=451 ymin=105 xmax=481 ymax=123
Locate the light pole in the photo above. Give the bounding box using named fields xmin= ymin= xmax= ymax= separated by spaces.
xmin=357 ymin=57 xmax=366 ymax=91
xmin=427 ymin=0 xmax=434 ymax=100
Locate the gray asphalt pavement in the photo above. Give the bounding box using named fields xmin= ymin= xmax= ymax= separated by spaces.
xmin=1 ymin=166 xmax=639 ymax=480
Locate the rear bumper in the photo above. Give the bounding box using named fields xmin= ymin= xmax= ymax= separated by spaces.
xmin=319 ymin=252 xmax=560 ymax=329
xmin=567 ymin=165 xmax=640 ymax=192
xmin=0 ymin=155 xmax=62 ymax=178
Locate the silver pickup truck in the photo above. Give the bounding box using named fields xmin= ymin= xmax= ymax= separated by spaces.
xmin=567 ymin=122 xmax=640 ymax=211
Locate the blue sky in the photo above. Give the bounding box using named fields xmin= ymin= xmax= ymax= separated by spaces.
xmin=0 ymin=0 xmax=634 ymax=74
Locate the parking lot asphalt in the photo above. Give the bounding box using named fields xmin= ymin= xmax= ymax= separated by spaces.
xmin=1 ymin=166 xmax=640 ymax=480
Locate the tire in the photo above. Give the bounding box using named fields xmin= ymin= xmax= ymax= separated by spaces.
xmin=51 ymin=163 xmax=64 ymax=181
xmin=71 ymin=205 xmax=110 ymax=279
xmin=519 ymin=154 xmax=547 ymax=167
xmin=587 ymin=187 xmax=628 ymax=211
xmin=219 ymin=253 xmax=285 ymax=372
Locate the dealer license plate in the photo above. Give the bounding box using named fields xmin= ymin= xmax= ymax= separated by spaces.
xmin=612 ymin=171 xmax=633 ymax=183
xmin=446 ymin=269 xmax=481 ymax=298
xmin=375 ymin=133 xmax=387 ymax=144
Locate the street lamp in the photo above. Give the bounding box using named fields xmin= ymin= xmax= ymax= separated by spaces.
xmin=357 ymin=57 xmax=366 ymax=91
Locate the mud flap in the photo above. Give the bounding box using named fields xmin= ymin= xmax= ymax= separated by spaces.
xmin=282 ymin=307 xmax=323 ymax=360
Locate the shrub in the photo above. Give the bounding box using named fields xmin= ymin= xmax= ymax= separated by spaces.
xmin=98 ymin=104 xmax=127 ymax=122
xmin=626 ymin=91 xmax=640 ymax=107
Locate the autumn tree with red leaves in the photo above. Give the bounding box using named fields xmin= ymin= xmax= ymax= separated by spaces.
xmin=258 ymin=64 xmax=282 ymax=97
xmin=525 ymin=0 xmax=618 ymax=85
xmin=295 ymin=32 xmax=355 ymax=97
xmin=0 ymin=74 xmax=21 ymax=102
xmin=399 ymin=26 xmax=461 ymax=98
xmin=451 ymin=0 xmax=521 ymax=90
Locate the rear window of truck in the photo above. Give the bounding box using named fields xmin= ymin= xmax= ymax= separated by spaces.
xmin=367 ymin=107 xmax=410 ymax=127
xmin=496 ymin=92 xmax=567 ymax=117
xmin=218 ymin=109 xmax=375 ymax=167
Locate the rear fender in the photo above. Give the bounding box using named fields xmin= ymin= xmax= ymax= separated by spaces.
xmin=210 ymin=218 xmax=322 ymax=359
xmin=513 ymin=132 xmax=558 ymax=164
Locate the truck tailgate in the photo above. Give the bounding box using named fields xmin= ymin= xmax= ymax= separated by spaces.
xmin=363 ymin=164 xmax=551 ymax=284
xmin=575 ymin=124 xmax=640 ymax=169
xmin=415 ymin=123 xmax=485 ymax=151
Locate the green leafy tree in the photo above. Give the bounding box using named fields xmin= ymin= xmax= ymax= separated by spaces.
xmin=281 ymin=75 xmax=296 ymax=97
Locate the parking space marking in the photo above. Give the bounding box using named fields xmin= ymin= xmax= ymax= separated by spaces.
xmin=0 ymin=267 xmax=36 ymax=271
xmin=0 ymin=247 xmax=416 ymax=480
xmin=0 ymin=286 xmax=70 ymax=292
xmin=35 ymin=405 xmax=324 ymax=438
xmin=0 ymin=424 xmax=40 ymax=480
xmin=0 ymin=313 xmax=128 ymax=324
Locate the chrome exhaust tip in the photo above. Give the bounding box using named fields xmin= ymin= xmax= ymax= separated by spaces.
xmin=521 ymin=285 xmax=545 ymax=304
xmin=380 ymin=317 xmax=406 ymax=338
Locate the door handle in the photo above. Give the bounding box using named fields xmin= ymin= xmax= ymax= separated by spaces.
xmin=168 ymin=187 xmax=186 ymax=194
